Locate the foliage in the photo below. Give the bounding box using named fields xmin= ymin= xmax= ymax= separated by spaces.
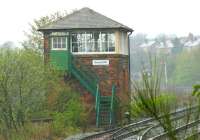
xmin=0 ymin=48 xmax=52 ymax=139
xmin=192 ymin=84 xmax=200 ymax=97
xmin=171 ymin=47 xmax=200 ymax=86
xmin=22 ymin=11 xmax=69 ymax=50
xmin=131 ymin=93 xmax=176 ymax=118
xmin=132 ymin=33 xmax=147 ymax=46
xmin=0 ymin=47 xmax=89 ymax=139
xmin=51 ymin=97 xmax=87 ymax=137
xmin=47 ymin=81 xmax=78 ymax=112
xmin=0 ymin=123 xmax=52 ymax=140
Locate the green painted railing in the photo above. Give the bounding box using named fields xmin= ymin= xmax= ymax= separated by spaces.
xmin=69 ymin=53 xmax=99 ymax=96
xmin=110 ymin=84 xmax=116 ymax=125
xmin=95 ymin=84 xmax=118 ymax=127
xmin=95 ymin=84 xmax=100 ymax=127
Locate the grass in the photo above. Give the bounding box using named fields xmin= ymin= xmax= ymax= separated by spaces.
xmin=0 ymin=122 xmax=100 ymax=140
xmin=0 ymin=123 xmax=52 ymax=140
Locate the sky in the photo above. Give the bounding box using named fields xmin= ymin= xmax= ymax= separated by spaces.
xmin=0 ymin=0 xmax=200 ymax=45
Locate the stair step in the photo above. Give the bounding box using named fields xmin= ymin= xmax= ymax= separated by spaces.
xmin=100 ymin=109 xmax=110 ymax=111
xmin=100 ymin=101 xmax=111 ymax=104
xmin=100 ymin=105 xmax=111 ymax=108
xmin=100 ymin=121 xmax=110 ymax=125
xmin=100 ymin=111 xmax=110 ymax=113
xmin=100 ymin=120 xmax=110 ymax=122
xmin=100 ymin=98 xmax=111 ymax=101
xmin=100 ymin=105 xmax=111 ymax=107
xmin=100 ymin=102 xmax=111 ymax=106
xmin=100 ymin=112 xmax=110 ymax=115
xmin=100 ymin=113 xmax=109 ymax=115
xmin=100 ymin=116 xmax=110 ymax=118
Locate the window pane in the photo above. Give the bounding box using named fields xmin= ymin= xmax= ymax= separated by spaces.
xmin=101 ymin=33 xmax=108 ymax=42
xmin=101 ymin=42 xmax=108 ymax=52
xmin=77 ymin=33 xmax=85 ymax=42
xmin=108 ymin=33 xmax=115 ymax=42
xmin=76 ymin=33 xmax=85 ymax=52
xmin=72 ymin=34 xmax=78 ymax=42
xmin=72 ymin=42 xmax=78 ymax=52
xmin=57 ymin=37 xmax=61 ymax=48
xmin=61 ymin=37 xmax=66 ymax=48
xmin=79 ymin=42 xmax=85 ymax=52
xmin=109 ymin=42 xmax=115 ymax=52
xmin=72 ymin=34 xmax=79 ymax=52
xmin=86 ymin=33 xmax=94 ymax=52
xmin=108 ymin=33 xmax=115 ymax=52
xmin=93 ymin=32 xmax=100 ymax=52
xmin=53 ymin=37 xmax=57 ymax=48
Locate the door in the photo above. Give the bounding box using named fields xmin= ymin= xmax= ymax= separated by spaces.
xmin=49 ymin=35 xmax=70 ymax=71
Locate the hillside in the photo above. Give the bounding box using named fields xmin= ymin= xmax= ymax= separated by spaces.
xmin=130 ymin=33 xmax=200 ymax=86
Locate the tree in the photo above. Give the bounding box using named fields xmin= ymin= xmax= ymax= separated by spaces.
xmin=132 ymin=33 xmax=147 ymax=47
xmin=193 ymin=85 xmax=200 ymax=97
xmin=171 ymin=47 xmax=200 ymax=86
xmin=0 ymin=48 xmax=50 ymax=139
xmin=0 ymin=41 xmax=16 ymax=49
xmin=22 ymin=11 xmax=69 ymax=50
xmin=171 ymin=37 xmax=183 ymax=54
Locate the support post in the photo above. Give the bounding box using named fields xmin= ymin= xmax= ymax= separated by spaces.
xmin=95 ymin=84 xmax=100 ymax=127
xmin=110 ymin=84 xmax=116 ymax=125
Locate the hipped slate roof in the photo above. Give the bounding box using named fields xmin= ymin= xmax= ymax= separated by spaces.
xmin=38 ymin=7 xmax=133 ymax=32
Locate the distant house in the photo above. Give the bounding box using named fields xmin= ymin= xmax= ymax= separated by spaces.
xmin=39 ymin=7 xmax=133 ymax=127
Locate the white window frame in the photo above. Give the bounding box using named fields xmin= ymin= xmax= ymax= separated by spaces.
xmin=51 ymin=36 xmax=68 ymax=50
xmin=71 ymin=32 xmax=116 ymax=54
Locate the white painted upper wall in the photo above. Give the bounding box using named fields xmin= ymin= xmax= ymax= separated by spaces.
xmin=115 ymin=31 xmax=128 ymax=55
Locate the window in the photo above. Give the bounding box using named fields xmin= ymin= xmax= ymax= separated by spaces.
xmin=51 ymin=37 xmax=67 ymax=50
xmin=71 ymin=32 xmax=115 ymax=53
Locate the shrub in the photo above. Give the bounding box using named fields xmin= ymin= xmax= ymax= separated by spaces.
xmin=192 ymin=84 xmax=200 ymax=97
xmin=130 ymin=93 xmax=176 ymax=118
xmin=51 ymin=96 xmax=87 ymax=137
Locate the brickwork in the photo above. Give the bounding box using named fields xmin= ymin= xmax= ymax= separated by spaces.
xmin=74 ymin=54 xmax=130 ymax=101
xmin=44 ymin=34 xmax=50 ymax=64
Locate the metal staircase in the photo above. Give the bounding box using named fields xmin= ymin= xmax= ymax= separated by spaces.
xmin=68 ymin=53 xmax=118 ymax=127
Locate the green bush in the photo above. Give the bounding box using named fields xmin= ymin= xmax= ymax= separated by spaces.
xmin=131 ymin=93 xmax=176 ymax=118
xmin=192 ymin=84 xmax=200 ymax=97
xmin=51 ymin=97 xmax=87 ymax=137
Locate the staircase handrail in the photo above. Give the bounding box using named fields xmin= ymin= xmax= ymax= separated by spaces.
xmin=110 ymin=84 xmax=118 ymax=125
xmin=70 ymin=53 xmax=99 ymax=83
xmin=69 ymin=53 xmax=99 ymax=95
xmin=95 ymin=84 xmax=100 ymax=127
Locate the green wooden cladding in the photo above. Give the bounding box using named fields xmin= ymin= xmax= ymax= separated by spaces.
xmin=50 ymin=50 xmax=69 ymax=70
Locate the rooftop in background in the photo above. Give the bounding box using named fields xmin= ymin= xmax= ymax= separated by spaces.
xmin=38 ymin=7 xmax=133 ymax=32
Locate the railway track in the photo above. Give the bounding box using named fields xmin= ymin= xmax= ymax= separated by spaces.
xmin=81 ymin=127 xmax=120 ymax=140
xmin=81 ymin=105 xmax=200 ymax=140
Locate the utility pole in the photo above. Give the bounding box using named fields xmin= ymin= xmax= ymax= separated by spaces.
xmin=164 ymin=61 xmax=168 ymax=87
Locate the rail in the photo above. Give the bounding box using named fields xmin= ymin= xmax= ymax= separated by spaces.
xmin=140 ymin=107 xmax=199 ymax=139
xmin=81 ymin=127 xmax=120 ymax=140
xmin=111 ymin=105 xmax=199 ymax=139
xmin=150 ymin=119 xmax=200 ymax=140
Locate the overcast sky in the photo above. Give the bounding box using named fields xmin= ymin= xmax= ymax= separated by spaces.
xmin=0 ymin=0 xmax=200 ymax=44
